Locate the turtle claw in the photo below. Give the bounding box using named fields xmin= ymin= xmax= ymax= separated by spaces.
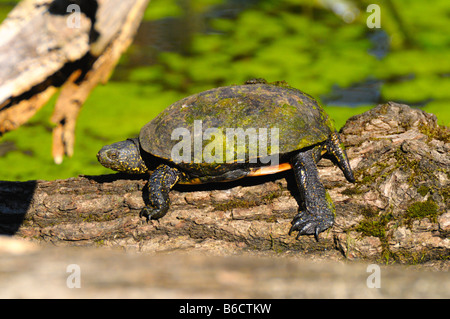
xmin=139 ymin=206 xmax=168 ymax=221
xmin=289 ymin=211 xmax=333 ymax=242
xmin=139 ymin=207 xmax=151 ymax=222
xmin=314 ymin=227 xmax=320 ymax=242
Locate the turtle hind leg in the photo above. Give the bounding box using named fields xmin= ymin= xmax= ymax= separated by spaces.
xmin=289 ymin=148 xmax=335 ymax=241
xmin=325 ymin=130 xmax=355 ymax=183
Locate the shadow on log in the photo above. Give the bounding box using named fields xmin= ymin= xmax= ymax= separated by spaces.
xmin=0 ymin=103 xmax=449 ymax=269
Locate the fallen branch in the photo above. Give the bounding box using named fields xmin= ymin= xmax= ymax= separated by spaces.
xmin=1 ymin=238 xmax=449 ymax=298
xmin=0 ymin=0 xmax=150 ymax=163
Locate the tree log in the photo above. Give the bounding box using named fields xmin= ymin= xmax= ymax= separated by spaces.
xmin=0 ymin=0 xmax=150 ymax=163
xmin=1 ymin=103 xmax=449 ymax=267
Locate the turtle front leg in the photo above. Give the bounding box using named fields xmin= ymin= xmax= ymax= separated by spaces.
xmin=289 ymin=148 xmax=335 ymax=241
xmin=139 ymin=164 xmax=180 ymax=221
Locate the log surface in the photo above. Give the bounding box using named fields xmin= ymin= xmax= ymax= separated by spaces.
xmin=0 ymin=103 xmax=449 ymax=269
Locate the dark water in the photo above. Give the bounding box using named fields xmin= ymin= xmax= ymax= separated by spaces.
xmin=321 ymin=29 xmax=389 ymax=107
xmin=115 ymin=0 xmax=260 ymax=69
xmin=116 ymin=1 xmax=389 ymax=108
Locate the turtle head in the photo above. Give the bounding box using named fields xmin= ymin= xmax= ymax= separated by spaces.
xmin=97 ymin=138 xmax=148 ymax=174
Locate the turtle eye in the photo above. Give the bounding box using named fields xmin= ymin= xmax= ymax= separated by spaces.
xmin=108 ymin=150 xmax=119 ymax=160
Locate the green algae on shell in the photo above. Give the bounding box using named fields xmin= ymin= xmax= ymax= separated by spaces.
xmin=140 ymin=83 xmax=335 ymax=168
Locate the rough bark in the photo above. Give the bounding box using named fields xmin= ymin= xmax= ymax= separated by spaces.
xmin=0 ymin=0 xmax=149 ymax=163
xmin=0 ymin=102 xmax=449 ymax=268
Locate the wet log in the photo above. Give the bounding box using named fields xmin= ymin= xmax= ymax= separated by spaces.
xmin=0 ymin=102 xmax=449 ymax=268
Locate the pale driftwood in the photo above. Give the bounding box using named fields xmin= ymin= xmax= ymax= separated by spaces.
xmin=0 ymin=0 xmax=149 ymax=163
xmin=0 ymin=237 xmax=449 ymax=298
xmin=0 ymin=103 xmax=449 ymax=269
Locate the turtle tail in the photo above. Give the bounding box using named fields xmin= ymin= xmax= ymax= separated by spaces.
xmin=326 ymin=130 xmax=355 ymax=183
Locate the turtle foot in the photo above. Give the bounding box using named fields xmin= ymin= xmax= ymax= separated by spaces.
xmin=289 ymin=210 xmax=334 ymax=242
xmin=139 ymin=206 xmax=168 ymax=221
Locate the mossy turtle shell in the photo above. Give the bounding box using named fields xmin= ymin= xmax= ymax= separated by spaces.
xmin=139 ymin=83 xmax=335 ymax=167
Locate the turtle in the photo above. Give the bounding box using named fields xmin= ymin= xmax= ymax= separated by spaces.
xmin=97 ymin=80 xmax=355 ymax=240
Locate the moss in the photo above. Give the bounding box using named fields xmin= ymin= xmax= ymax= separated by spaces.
xmin=95 ymin=239 xmax=106 ymax=246
xmin=212 ymin=188 xmax=282 ymax=212
xmin=356 ymin=159 xmax=394 ymax=187
xmin=341 ymin=186 xmax=366 ymax=196
xmin=378 ymin=104 xmax=390 ymax=115
xmin=261 ymin=190 xmax=282 ymax=202
xmin=417 ymin=185 xmax=431 ymax=197
xmin=355 ymin=219 xmax=386 ymax=238
xmin=213 ymin=198 xmax=259 ymax=211
xmin=391 ymin=148 xmax=448 ymax=206
xmin=353 ymin=198 xmax=444 ymax=264
xmin=419 ymin=123 xmax=450 ymax=143
xmin=360 ymin=205 xmax=379 ymax=218
xmin=390 ymin=248 xmax=450 ymax=265
xmin=269 ymin=80 xmax=290 ymax=88
xmin=393 ymin=148 xmax=421 ymax=185
xmin=355 ymin=209 xmax=392 ymax=239
xmin=442 ymin=185 xmax=450 ymax=202
xmin=405 ymin=198 xmax=439 ymax=224
xmin=354 ymin=209 xmax=395 ymax=263
xmin=361 ymin=174 xmax=376 ymax=185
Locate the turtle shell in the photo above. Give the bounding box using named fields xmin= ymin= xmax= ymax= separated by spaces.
xmin=139 ymin=83 xmax=335 ymax=171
